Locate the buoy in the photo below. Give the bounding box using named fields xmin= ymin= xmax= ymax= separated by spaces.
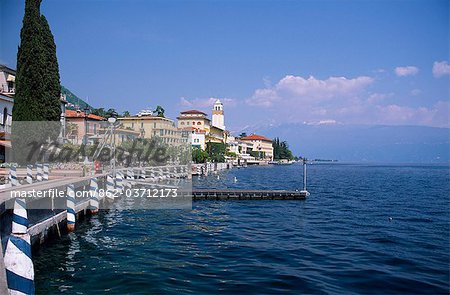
xmin=66 ymin=184 xmax=76 ymax=231
xmin=89 ymin=178 xmax=99 ymax=214
xmin=43 ymin=163 xmax=49 ymax=181
xmin=234 ymin=177 xmax=237 ymax=183
xmin=26 ymin=165 xmax=33 ymax=184
xmin=389 ymin=217 xmax=393 ymax=222
xmin=4 ymin=198 xmax=34 ymax=294
xmin=217 ymin=175 xmax=220 ymax=180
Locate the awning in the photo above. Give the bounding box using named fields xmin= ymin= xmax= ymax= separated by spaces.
xmin=6 ymin=74 xmax=15 ymax=82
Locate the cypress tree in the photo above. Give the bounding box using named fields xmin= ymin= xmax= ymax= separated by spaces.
xmin=11 ymin=0 xmax=61 ymax=163
xmin=40 ymin=14 xmax=61 ymax=122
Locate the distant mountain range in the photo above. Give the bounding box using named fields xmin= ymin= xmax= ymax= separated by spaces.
xmin=256 ymin=123 xmax=450 ymax=163
xmin=61 ymin=85 xmax=93 ymax=110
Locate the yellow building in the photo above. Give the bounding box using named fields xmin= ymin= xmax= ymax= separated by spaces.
xmin=240 ymin=134 xmax=274 ymax=161
xmin=207 ymin=126 xmax=227 ymax=144
xmin=118 ymin=115 xmax=186 ymax=145
xmin=177 ymin=110 xmax=211 ymax=133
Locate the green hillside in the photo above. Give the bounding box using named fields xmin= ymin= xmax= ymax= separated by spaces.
xmin=61 ymin=85 xmax=93 ymax=110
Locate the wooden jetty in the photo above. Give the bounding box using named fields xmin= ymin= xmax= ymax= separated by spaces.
xmin=192 ymin=189 xmax=308 ymax=200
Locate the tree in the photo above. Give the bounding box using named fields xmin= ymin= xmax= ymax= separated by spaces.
xmin=91 ymin=108 xmax=105 ymax=117
xmin=153 ymin=105 xmax=165 ymax=117
xmin=238 ymin=132 xmax=247 ymax=138
xmin=40 ymin=14 xmax=61 ymax=123
xmin=11 ymin=0 xmax=62 ymax=164
xmin=105 ymin=108 xmax=118 ymax=118
xmin=192 ymin=148 xmax=208 ymax=163
xmin=122 ymin=111 xmax=131 ymax=117
xmin=206 ymin=142 xmax=226 ymax=162
xmin=272 ymin=137 xmax=294 ymax=160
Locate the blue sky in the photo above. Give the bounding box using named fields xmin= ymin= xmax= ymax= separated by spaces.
xmin=1 ymin=0 xmax=449 ymax=134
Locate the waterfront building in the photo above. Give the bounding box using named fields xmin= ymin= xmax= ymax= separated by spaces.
xmin=0 ymin=64 xmax=68 ymax=144
xmin=177 ymin=110 xmax=211 ymax=133
xmin=0 ymin=65 xmax=14 ymax=162
xmin=177 ymin=100 xmax=229 ymax=150
xmin=65 ymin=110 xmax=105 ymax=145
xmin=0 ymin=65 xmax=14 ymax=138
xmin=207 ymin=125 xmax=227 ymax=144
xmin=191 ymin=130 xmax=206 ymax=150
xmin=118 ymin=115 xmax=185 ymax=146
xmin=99 ymin=126 xmax=140 ymax=146
xmin=240 ymin=134 xmax=274 ymax=161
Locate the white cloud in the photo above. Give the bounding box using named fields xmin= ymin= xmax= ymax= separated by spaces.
xmin=376 ymin=101 xmax=449 ymax=127
xmin=394 ymin=66 xmax=419 ymax=77
xmin=246 ymin=75 xmax=373 ymax=107
xmin=243 ymin=74 xmax=449 ymax=128
xmin=432 ymin=61 xmax=450 ymax=78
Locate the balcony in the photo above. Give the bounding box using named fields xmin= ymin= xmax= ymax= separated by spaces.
xmin=0 ymin=84 xmax=15 ymax=95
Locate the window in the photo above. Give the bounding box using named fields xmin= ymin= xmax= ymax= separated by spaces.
xmin=141 ymin=122 xmax=144 ymax=128
xmin=197 ymin=122 xmax=201 ymax=125
xmin=93 ymin=124 xmax=97 ymax=134
xmin=131 ymin=122 xmax=134 ymax=128
xmin=181 ymin=122 xmax=185 ymax=125
xmin=154 ymin=123 xmax=156 ymax=128
xmin=160 ymin=129 xmax=164 ymax=136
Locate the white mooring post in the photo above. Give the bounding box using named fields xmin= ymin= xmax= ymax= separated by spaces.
xmin=26 ymin=165 xmax=33 ymax=184
xmin=89 ymin=178 xmax=99 ymax=214
xmin=116 ymin=172 xmax=124 ymax=193
xmin=43 ymin=163 xmax=49 ymax=181
xmin=10 ymin=166 xmax=18 ymax=186
xmin=301 ymin=158 xmax=310 ymax=197
xmin=4 ymin=198 xmax=35 ymax=294
xmin=106 ymin=174 xmax=115 ymax=201
xmin=36 ymin=164 xmax=43 ymax=182
xmin=66 ymin=184 xmax=76 ymax=231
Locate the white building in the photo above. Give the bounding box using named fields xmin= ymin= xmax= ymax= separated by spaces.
xmin=191 ymin=132 xmax=206 ymax=150
xmin=0 ymin=65 xmax=15 ymax=136
xmin=212 ymin=99 xmax=225 ymax=130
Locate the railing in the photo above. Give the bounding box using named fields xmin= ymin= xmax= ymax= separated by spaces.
xmin=0 ymin=84 xmax=15 ymax=94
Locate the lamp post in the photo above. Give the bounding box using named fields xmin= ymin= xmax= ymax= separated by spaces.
xmin=108 ymin=117 xmax=117 ymax=177
xmin=83 ymin=106 xmax=90 ymax=145
xmin=82 ymin=107 xmax=90 ymax=176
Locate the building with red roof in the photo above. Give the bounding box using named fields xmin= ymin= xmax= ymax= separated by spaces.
xmin=65 ymin=109 xmax=105 ymax=144
xmin=240 ymin=134 xmax=273 ymax=160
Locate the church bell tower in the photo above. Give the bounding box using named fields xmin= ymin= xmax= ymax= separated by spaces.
xmin=212 ymin=99 xmax=225 ymax=130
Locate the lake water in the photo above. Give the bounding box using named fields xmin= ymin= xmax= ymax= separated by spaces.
xmin=34 ymin=163 xmax=450 ymax=294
